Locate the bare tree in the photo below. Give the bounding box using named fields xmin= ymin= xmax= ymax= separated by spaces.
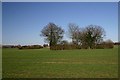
xmin=68 ymin=23 xmax=81 ymax=45
xmin=41 ymin=23 xmax=64 ymax=49
xmin=68 ymin=24 xmax=105 ymax=49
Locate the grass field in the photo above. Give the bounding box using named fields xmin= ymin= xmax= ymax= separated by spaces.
xmin=2 ymin=47 xmax=118 ymax=78
xmin=0 ymin=48 xmax=2 ymax=79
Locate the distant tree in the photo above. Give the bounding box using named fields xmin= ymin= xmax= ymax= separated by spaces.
xmin=81 ymin=25 xmax=105 ymax=49
xmin=43 ymin=44 xmax=48 ymax=47
xmin=41 ymin=23 xmax=64 ymax=49
xmin=68 ymin=23 xmax=81 ymax=45
xmin=17 ymin=45 xmax=21 ymax=48
xmin=60 ymin=40 xmax=69 ymax=45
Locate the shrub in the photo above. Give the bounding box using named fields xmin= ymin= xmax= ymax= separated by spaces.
xmin=96 ymin=40 xmax=114 ymax=49
xmin=81 ymin=43 xmax=88 ymax=49
xmin=18 ymin=45 xmax=43 ymax=49
xmin=50 ymin=44 xmax=81 ymax=50
xmin=104 ymin=40 xmax=114 ymax=49
xmin=95 ymin=44 xmax=104 ymax=49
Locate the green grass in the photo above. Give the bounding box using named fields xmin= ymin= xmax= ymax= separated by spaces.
xmin=2 ymin=47 xmax=118 ymax=78
xmin=0 ymin=48 xmax=2 ymax=79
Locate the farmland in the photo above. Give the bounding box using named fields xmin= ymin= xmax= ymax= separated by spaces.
xmin=2 ymin=46 xmax=118 ymax=78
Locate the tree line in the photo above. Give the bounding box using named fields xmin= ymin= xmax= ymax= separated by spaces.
xmin=2 ymin=45 xmax=43 ymax=49
xmin=41 ymin=22 xmax=114 ymax=50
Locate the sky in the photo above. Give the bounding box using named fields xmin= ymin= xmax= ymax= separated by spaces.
xmin=2 ymin=2 xmax=118 ymax=45
xmin=0 ymin=2 xmax=2 ymax=44
xmin=1 ymin=0 xmax=120 ymax=2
